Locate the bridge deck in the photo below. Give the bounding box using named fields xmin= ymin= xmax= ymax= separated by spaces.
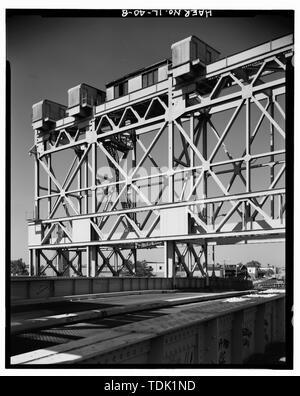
xmin=11 ymin=290 xmax=249 ymax=335
xmin=10 ymin=289 xmax=285 ymax=366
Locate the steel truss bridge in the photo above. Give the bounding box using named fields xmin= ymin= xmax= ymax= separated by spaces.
xmin=28 ymin=34 xmax=293 ymax=278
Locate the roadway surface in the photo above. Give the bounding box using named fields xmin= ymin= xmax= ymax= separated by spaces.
xmin=12 ymin=291 xmax=231 ymax=321
xmin=10 ymin=290 xmax=252 ymax=357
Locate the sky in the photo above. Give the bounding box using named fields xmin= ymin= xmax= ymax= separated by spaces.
xmin=7 ymin=10 xmax=293 ymax=268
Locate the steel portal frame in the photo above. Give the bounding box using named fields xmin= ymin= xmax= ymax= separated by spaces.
xmin=28 ymin=35 xmax=293 ymax=277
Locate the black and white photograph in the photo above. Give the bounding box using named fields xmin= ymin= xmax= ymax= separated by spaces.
xmin=4 ymin=5 xmax=296 ymax=376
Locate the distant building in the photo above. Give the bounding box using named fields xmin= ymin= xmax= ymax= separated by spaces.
xmin=148 ymin=263 xmax=165 ymax=277
xmin=247 ymin=266 xmax=259 ymax=279
xmin=224 ymin=264 xmax=249 ymax=280
xmin=277 ymin=267 xmax=286 ymax=280
xmin=207 ymin=265 xmax=224 ymax=278
xmin=246 ymin=264 xmax=276 ymax=279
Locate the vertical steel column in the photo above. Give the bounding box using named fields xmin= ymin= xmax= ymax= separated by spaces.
xmin=168 ymin=95 xmax=174 ymax=201
xmin=246 ymin=97 xmax=251 ymax=192
xmin=77 ymin=151 xmax=83 ymax=271
xmin=211 ymin=244 xmax=216 ymax=277
xmin=47 ymin=155 xmax=52 ymax=215
xmin=77 ymin=150 xmax=82 ymax=214
xmin=29 ymin=249 xmax=39 ymax=276
xmin=203 ymin=118 xmax=209 ymax=282
xmin=164 ymin=241 xmax=175 ymax=280
xmin=190 ymin=115 xmax=195 ymax=198
xmin=86 ymin=246 xmax=97 ymax=277
xmin=131 ymin=135 xmax=137 ymax=273
xmin=34 ymin=249 xmax=40 ymax=276
xmin=88 ymin=139 xmax=98 ymax=277
xmin=92 ymin=141 xmax=97 ymax=213
xmin=78 ymin=249 xmax=82 ymax=274
xmin=132 ymin=246 xmax=137 ymax=274
xmin=114 ymin=250 xmax=119 ymax=275
xmin=165 ymin=76 xmax=175 ymax=280
xmin=132 ymin=132 xmax=137 ymax=224
xmin=202 ymin=118 xmax=207 ymax=217
xmin=28 ymin=249 xmax=33 ymax=276
xmin=245 ymin=97 xmax=251 ymax=230
xmin=270 ymin=98 xmax=275 ymax=219
xmin=84 ymin=154 xmax=88 ymax=214
xmin=34 ymin=154 xmax=40 ymax=219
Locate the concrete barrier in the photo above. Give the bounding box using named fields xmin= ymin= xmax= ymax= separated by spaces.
xmin=10 ymin=276 xmax=253 ymax=302
xmin=11 ymin=291 xmax=285 ymax=365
